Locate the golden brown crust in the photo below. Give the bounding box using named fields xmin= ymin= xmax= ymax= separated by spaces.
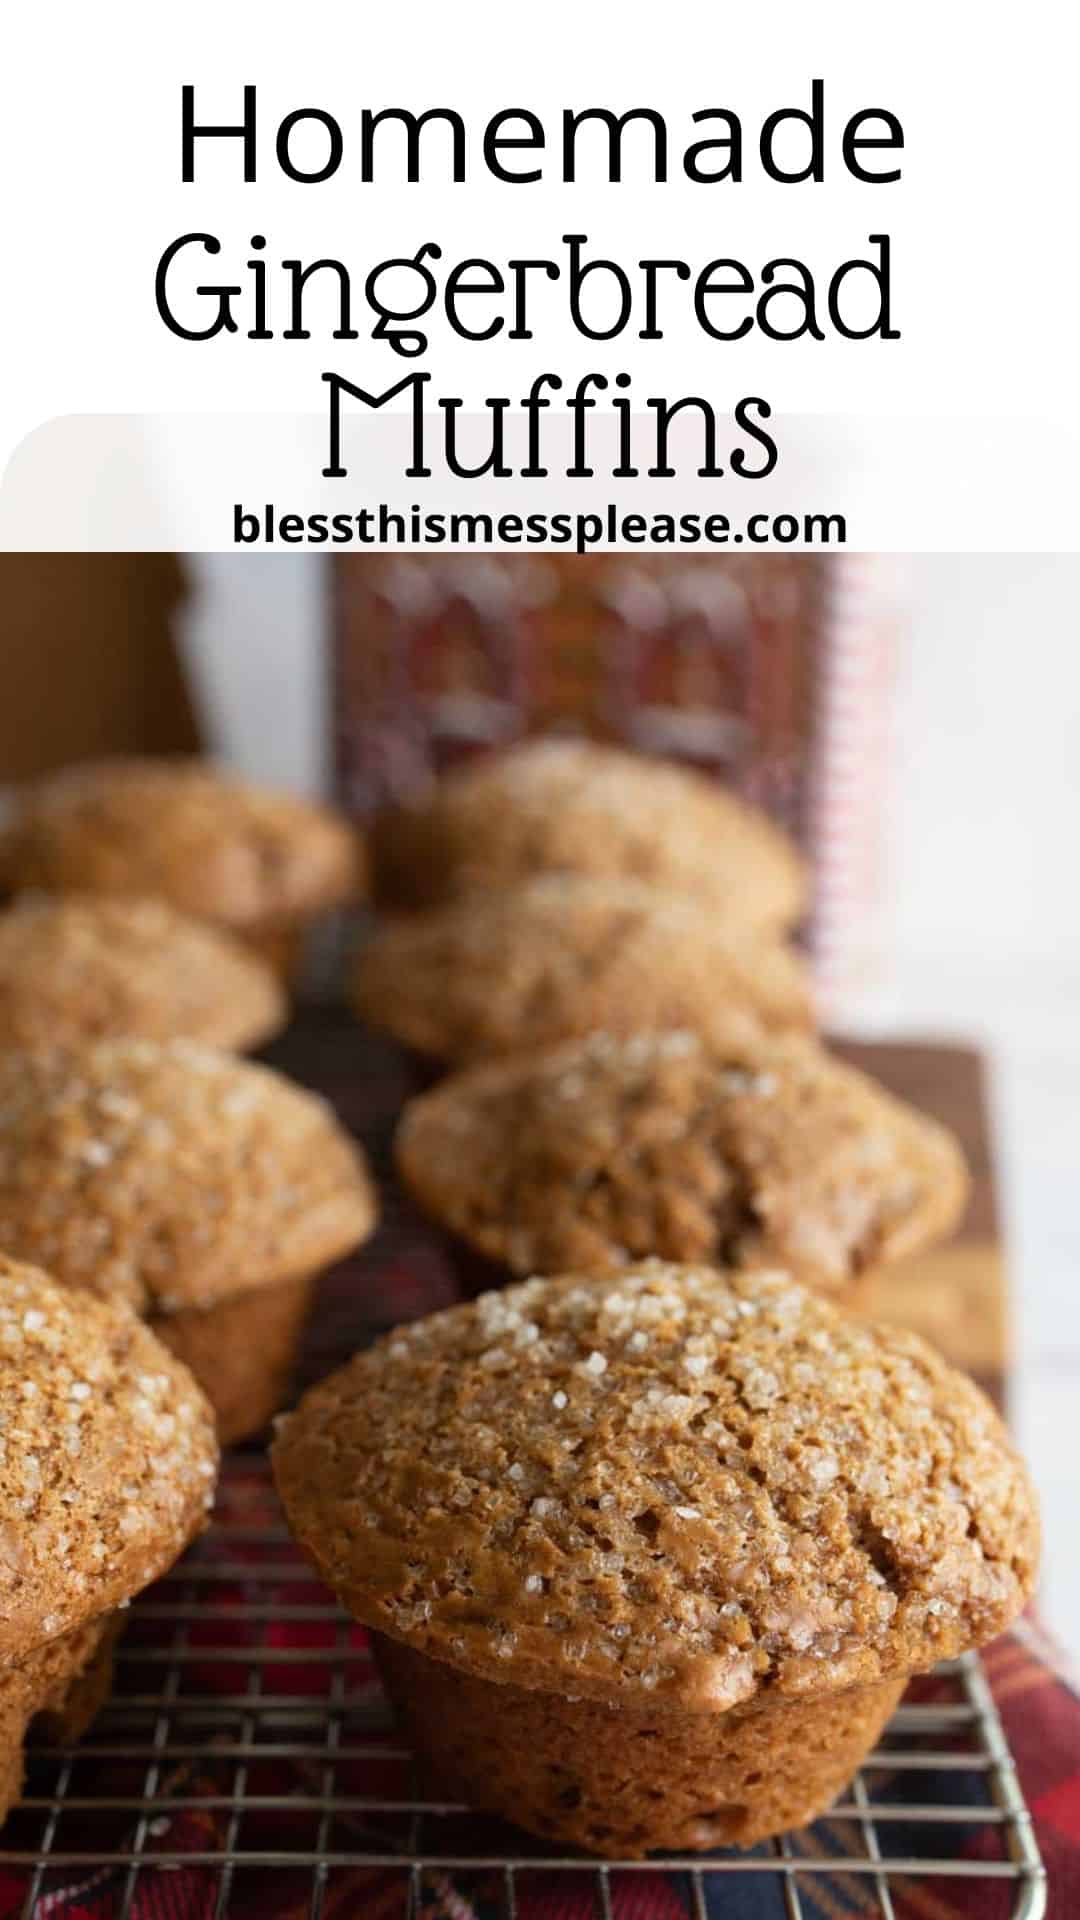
xmin=273 ymin=1262 xmax=1038 ymax=1717
xmin=371 ymin=739 xmax=806 ymax=931
xmin=0 ymin=1038 xmax=378 ymax=1313
xmin=355 ymin=876 xmax=814 ymax=1066
xmin=396 ymin=1030 xmax=970 ymax=1293
xmin=0 ymin=895 xmax=286 ymax=1054
xmin=150 ymin=1273 xmax=318 ymax=1446
xmin=376 ymin=1636 xmax=904 ymax=1855
xmin=0 ymin=758 xmax=362 ymax=932
xmin=0 ymin=1258 xmax=218 ymax=1660
xmin=33 ymin=1614 xmax=122 ymax=1745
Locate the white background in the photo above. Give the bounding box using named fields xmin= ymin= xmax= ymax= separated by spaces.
xmin=2 ymin=0 xmax=1079 ymax=547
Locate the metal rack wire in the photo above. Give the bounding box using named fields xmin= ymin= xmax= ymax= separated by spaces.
xmin=3 ymin=1457 xmax=1046 ymax=1920
xmin=0 ymin=1020 xmax=1051 ymax=1916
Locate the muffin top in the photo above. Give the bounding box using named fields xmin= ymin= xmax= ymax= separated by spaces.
xmin=273 ymin=1262 xmax=1037 ymax=1714
xmin=0 ymin=895 xmax=286 ymax=1054
xmin=355 ymin=876 xmax=813 ymax=1066
xmin=0 ymin=1256 xmax=218 ymax=1659
xmin=371 ymin=739 xmax=806 ymax=932
xmin=397 ymin=1030 xmax=969 ymax=1291
xmin=0 ymin=758 xmax=361 ymax=929
xmin=0 ymin=1038 xmax=378 ymax=1314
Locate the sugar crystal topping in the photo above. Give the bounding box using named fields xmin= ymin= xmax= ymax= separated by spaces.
xmin=389 ymin=738 xmax=806 ymax=930
xmin=274 ymin=1260 xmax=1037 ymax=1714
xmin=397 ymin=1030 xmax=969 ymax=1292
xmin=1 ymin=758 xmax=356 ymax=925
xmin=358 ymin=873 xmax=812 ymax=1068
xmin=0 ymin=1037 xmax=376 ymax=1312
xmin=0 ymin=1255 xmax=218 ymax=1657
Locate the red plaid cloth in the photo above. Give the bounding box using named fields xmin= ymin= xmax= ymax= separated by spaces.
xmin=0 ymin=1013 xmax=1072 ymax=1919
xmin=1 ymin=1565 xmax=1072 ymax=1920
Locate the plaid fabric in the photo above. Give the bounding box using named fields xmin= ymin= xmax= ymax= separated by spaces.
xmin=1 ymin=1461 xmax=1070 ymax=1920
xmin=0 ymin=1013 xmax=1071 ymax=1919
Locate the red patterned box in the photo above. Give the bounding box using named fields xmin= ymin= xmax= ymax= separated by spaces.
xmin=331 ymin=554 xmax=896 ymax=1003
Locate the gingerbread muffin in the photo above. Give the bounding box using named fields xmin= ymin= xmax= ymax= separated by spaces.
xmin=396 ymin=1030 xmax=969 ymax=1294
xmin=0 ymin=1038 xmax=378 ymax=1444
xmin=0 ymin=1256 xmax=218 ymax=1824
xmin=0 ymin=895 xmax=285 ymax=1054
xmin=0 ymin=757 xmax=362 ymax=978
xmin=273 ymin=1262 xmax=1037 ymax=1856
xmin=355 ymin=876 xmax=813 ymax=1068
xmin=371 ymin=738 xmax=806 ymax=933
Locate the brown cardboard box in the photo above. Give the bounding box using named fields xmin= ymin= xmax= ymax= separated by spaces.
xmin=0 ymin=555 xmax=198 ymax=780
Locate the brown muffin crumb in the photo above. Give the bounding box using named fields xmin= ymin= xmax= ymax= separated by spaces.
xmin=0 ymin=894 xmax=286 ymax=1054
xmin=272 ymin=1261 xmax=1038 ymax=1716
xmin=396 ymin=1030 xmax=969 ymax=1291
xmin=374 ymin=1637 xmax=903 ymax=1855
xmin=371 ymin=738 xmax=806 ymax=932
xmin=0 ymin=757 xmax=362 ymax=932
xmin=0 ymin=1614 xmax=122 ymax=1826
xmin=355 ymin=876 xmax=813 ymax=1065
xmin=0 ymin=1038 xmax=378 ymax=1313
xmin=0 ymin=1256 xmax=218 ymax=1659
xmin=151 ymin=1275 xmax=319 ymax=1447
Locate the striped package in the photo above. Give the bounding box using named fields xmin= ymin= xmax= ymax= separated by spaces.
xmin=332 ymin=554 xmax=896 ymax=1008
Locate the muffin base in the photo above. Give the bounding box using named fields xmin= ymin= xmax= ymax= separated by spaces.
xmin=374 ymin=1636 xmax=904 ymax=1857
xmin=0 ymin=1614 xmax=120 ymax=1826
xmin=151 ymin=1272 xmax=318 ymax=1447
xmin=240 ymin=921 xmax=307 ymax=986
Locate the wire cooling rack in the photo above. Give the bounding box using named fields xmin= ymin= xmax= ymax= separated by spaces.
xmin=0 ymin=1019 xmax=1051 ymax=1918
xmin=1 ymin=1457 xmax=1046 ymax=1920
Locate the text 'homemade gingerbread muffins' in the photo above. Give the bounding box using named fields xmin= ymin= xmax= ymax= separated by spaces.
xmin=0 ymin=1038 xmax=379 ymax=1444
xmin=0 ymin=1256 xmax=218 ymax=1823
xmin=273 ymin=1262 xmax=1037 ymax=1856
xmin=0 ymin=895 xmax=286 ymax=1054
xmin=396 ymin=1029 xmax=970 ymax=1294
xmin=354 ymin=875 xmax=814 ymax=1068
xmin=0 ymin=757 xmax=363 ymax=976
xmin=371 ymin=737 xmax=807 ymax=933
